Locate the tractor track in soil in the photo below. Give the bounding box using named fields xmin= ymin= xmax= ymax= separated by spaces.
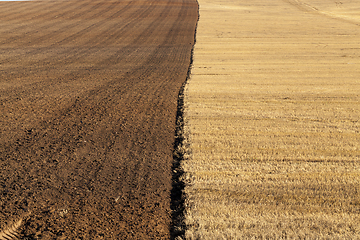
xmin=0 ymin=0 xmax=198 ymax=239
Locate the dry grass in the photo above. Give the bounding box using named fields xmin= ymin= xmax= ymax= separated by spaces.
xmin=182 ymin=0 xmax=360 ymax=238
xmin=0 ymin=219 xmax=22 ymax=240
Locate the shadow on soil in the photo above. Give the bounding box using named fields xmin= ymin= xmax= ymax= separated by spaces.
xmin=170 ymin=7 xmax=198 ymax=236
xmin=170 ymin=80 xmax=188 ymax=239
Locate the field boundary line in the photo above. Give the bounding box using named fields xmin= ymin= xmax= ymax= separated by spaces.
xmin=170 ymin=0 xmax=199 ymax=239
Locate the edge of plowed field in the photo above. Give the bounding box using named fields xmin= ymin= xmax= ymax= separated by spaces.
xmin=171 ymin=2 xmax=199 ymax=239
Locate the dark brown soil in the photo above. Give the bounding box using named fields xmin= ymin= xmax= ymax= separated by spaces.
xmin=0 ymin=0 xmax=198 ymax=239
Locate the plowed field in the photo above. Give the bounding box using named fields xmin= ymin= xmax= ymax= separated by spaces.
xmin=0 ymin=0 xmax=198 ymax=239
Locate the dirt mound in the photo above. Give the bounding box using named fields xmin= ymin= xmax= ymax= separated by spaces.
xmin=0 ymin=0 xmax=198 ymax=238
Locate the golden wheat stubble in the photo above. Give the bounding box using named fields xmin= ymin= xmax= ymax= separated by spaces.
xmin=183 ymin=0 xmax=360 ymax=238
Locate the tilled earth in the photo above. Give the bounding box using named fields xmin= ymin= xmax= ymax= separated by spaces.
xmin=0 ymin=0 xmax=198 ymax=239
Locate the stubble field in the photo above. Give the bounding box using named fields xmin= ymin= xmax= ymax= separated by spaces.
xmin=0 ymin=0 xmax=198 ymax=239
xmin=183 ymin=0 xmax=360 ymax=238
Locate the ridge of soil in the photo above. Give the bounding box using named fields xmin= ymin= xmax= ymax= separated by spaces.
xmin=0 ymin=0 xmax=198 ymax=239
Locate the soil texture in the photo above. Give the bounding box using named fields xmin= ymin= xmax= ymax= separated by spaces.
xmin=0 ymin=0 xmax=198 ymax=239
